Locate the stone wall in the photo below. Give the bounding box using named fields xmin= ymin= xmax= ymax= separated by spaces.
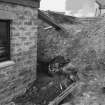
xmin=0 ymin=2 xmax=38 ymax=104
xmin=38 ymin=15 xmax=105 ymax=72
xmin=38 ymin=19 xmax=66 ymax=62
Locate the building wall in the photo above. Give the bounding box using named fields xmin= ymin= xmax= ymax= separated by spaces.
xmin=0 ymin=2 xmax=38 ymax=104
xmin=38 ymin=19 xmax=66 ymax=62
xmin=38 ymin=14 xmax=105 ymax=74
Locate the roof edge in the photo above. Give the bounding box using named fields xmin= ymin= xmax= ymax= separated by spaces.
xmin=38 ymin=9 xmax=62 ymax=30
xmin=0 ymin=0 xmax=40 ymax=8
xmin=38 ymin=9 xmax=69 ymax=36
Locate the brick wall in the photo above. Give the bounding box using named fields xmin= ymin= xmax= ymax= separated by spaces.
xmin=0 ymin=2 xmax=38 ymax=104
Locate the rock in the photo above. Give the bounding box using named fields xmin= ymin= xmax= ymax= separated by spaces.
xmin=48 ymin=56 xmax=67 ymax=74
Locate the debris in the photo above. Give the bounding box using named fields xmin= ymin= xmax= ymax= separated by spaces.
xmin=48 ymin=82 xmax=78 ymax=105
xmin=48 ymin=56 xmax=68 ymax=74
xmin=60 ymin=83 xmax=63 ymax=90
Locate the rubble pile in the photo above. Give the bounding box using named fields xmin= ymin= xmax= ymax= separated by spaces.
xmin=61 ymin=69 xmax=105 ymax=105
xmin=12 ymin=72 xmax=73 ymax=105
xmin=12 ymin=56 xmax=79 ymax=105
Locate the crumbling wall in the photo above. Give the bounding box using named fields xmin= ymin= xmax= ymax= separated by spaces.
xmin=38 ymin=16 xmax=105 ymax=72
xmin=38 ymin=16 xmax=105 ymax=105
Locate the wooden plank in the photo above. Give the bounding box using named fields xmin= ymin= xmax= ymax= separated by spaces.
xmin=48 ymin=82 xmax=78 ymax=105
xmin=38 ymin=10 xmax=62 ymax=30
xmin=0 ymin=0 xmax=40 ymax=8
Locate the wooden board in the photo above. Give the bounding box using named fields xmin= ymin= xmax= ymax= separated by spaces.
xmin=48 ymin=82 xmax=78 ymax=105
